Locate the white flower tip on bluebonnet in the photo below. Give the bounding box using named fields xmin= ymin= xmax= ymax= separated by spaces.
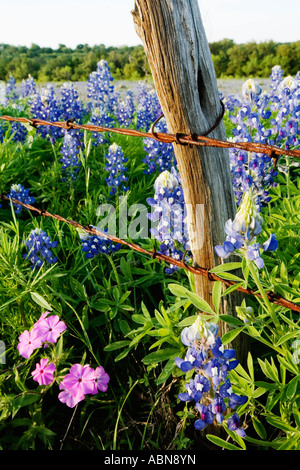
xmin=76 ymin=227 xmax=90 ymax=241
xmin=181 ymin=316 xmax=218 ymax=348
xmin=97 ymin=59 xmax=107 ymax=68
xmin=10 ymin=183 xmax=23 ymax=192
xmin=233 ymin=189 xmax=263 ymax=237
xmin=110 ymin=142 xmax=120 ymax=154
xmin=242 ymin=79 xmax=262 ymax=101
xmin=277 ymin=75 xmax=298 ymax=94
xmin=153 ymin=169 xmax=180 ymax=193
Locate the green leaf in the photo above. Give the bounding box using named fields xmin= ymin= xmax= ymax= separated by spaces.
xmin=185 ymin=291 xmax=215 ymax=314
xmin=206 ymin=434 xmax=243 ymax=450
xmin=221 ymin=326 xmax=245 ymax=345
xmin=142 ymin=348 xmax=179 ymax=365
xmin=219 ymin=314 xmax=245 ymax=326
xmin=222 ymin=282 xmax=245 ymax=296
xmin=177 ymin=315 xmax=198 ymax=327
xmin=212 ymin=281 xmax=222 ymax=314
xmin=286 ymin=375 xmax=299 ymax=400
xmin=12 ymin=392 xmax=41 ymax=418
xmin=258 ymin=358 xmax=279 ymax=383
xmin=276 ymin=330 xmax=300 ymax=346
xmin=247 ymin=352 xmax=255 ymax=382
xmin=30 ymin=292 xmax=52 ymax=311
xmin=252 ymin=416 xmax=267 ymax=439
xmin=265 ymin=415 xmax=298 ymax=433
xmin=168 ymin=283 xmax=189 ymax=298
xmin=212 ymin=272 xmax=245 ymax=282
xmin=209 ymin=262 xmax=242 ymax=273
xmin=156 ymin=357 xmax=177 ymax=385
xmin=104 ymin=340 xmax=131 ymax=351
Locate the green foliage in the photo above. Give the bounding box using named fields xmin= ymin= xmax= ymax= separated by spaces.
xmin=0 ymin=40 xmax=299 ymax=84
xmin=0 ymin=72 xmax=300 ymax=451
xmin=0 ymin=43 xmax=151 ymax=83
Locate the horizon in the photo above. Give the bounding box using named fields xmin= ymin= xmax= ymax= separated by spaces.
xmin=0 ymin=37 xmax=298 ymax=50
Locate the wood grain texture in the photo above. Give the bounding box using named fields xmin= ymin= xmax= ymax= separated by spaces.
xmin=133 ymin=1 xmax=238 ymax=304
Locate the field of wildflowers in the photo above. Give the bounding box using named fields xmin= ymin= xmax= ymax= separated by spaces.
xmin=0 ymin=61 xmax=300 ymax=451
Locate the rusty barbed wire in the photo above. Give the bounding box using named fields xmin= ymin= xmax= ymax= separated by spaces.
xmin=0 ymin=194 xmax=299 ymax=313
xmin=0 ymin=113 xmax=300 ymax=161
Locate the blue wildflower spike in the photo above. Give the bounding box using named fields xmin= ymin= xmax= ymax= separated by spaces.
xmin=78 ymin=227 xmax=121 ymax=259
xmin=23 ymin=228 xmax=58 ymax=270
xmin=104 ymin=143 xmax=129 ymax=195
xmin=7 ymin=184 xmax=35 ymax=215
xmin=215 ymin=189 xmax=278 ymax=269
xmin=147 ymin=168 xmax=191 ymax=274
xmin=175 ymin=316 xmax=248 ymax=436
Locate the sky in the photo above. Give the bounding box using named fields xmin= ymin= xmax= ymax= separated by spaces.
xmin=0 ymin=0 xmax=299 ymax=49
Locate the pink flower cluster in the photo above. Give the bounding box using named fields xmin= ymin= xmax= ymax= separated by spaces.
xmin=17 ymin=311 xmax=67 ymax=359
xmin=17 ymin=311 xmax=110 ymax=407
xmin=58 ymin=363 xmax=110 ymax=408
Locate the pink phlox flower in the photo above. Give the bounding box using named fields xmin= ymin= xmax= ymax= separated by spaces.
xmin=61 ymin=363 xmax=95 ymax=398
xmin=34 ymin=314 xmax=67 ymax=343
xmin=32 ymin=311 xmax=51 ymax=328
xmin=31 ymin=358 xmax=56 ymax=386
xmin=17 ymin=329 xmax=43 ymax=359
xmin=91 ymin=366 xmax=110 ymax=394
xmin=58 ymin=380 xmax=85 ymax=408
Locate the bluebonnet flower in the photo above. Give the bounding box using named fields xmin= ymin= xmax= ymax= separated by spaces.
xmin=174 ymin=347 xmax=206 ymax=372
xmin=175 ymin=316 xmax=248 ymax=434
xmin=20 ymin=75 xmax=37 ymax=98
xmin=0 ymin=121 xmax=6 ymax=143
xmin=219 ymin=379 xmax=248 ymax=409
xmin=194 ymin=404 xmax=215 ymax=430
xmin=104 ymin=143 xmax=129 ymax=195
xmin=136 ymin=82 xmax=162 ymax=130
xmin=177 ymin=375 xmax=210 ymax=402
xmin=215 ymin=189 xmax=278 ymax=268
xmin=60 ymin=82 xmax=86 ymax=122
xmin=242 ymin=79 xmax=262 ymax=103
xmin=0 ymin=81 xmax=7 ymax=107
xmin=227 ymin=413 xmax=247 ymax=437
xmin=147 ymin=168 xmax=190 ymax=274
xmin=90 ymin=106 xmax=114 ymax=146
xmin=78 ymin=227 xmax=121 ymax=259
xmin=23 ymin=228 xmax=58 ymax=270
xmin=211 ymin=396 xmax=227 ymax=423
xmin=59 ymin=130 xmax=82 ymax=180
xmin=29 ymin=85 xmax=64 ymax=143
xmin=10 ymin=122 xmax=28 ymax=143
xmin=142 ymin=118 xmax=177 ymax=174
xmin=87 ymin=60 xmax=116 ymax=114
xmin=5 ymin=74 xmax=18 ymax=103
xmin=115 ymin=90 xmax=135 ymax=128
xmin=7 ymin=184 xmax=35 ymax=215
xmin=269 ymin=65 xmax=284 ymax=92
xmin=225 ymin=68 xmax=300 ymax=207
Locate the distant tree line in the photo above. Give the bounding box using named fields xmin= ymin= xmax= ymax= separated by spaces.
xmin=0 ymin=40 xmax=299 ymax=83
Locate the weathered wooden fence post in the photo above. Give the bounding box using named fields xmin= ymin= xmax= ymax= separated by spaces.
xmin=132 ymin=0 xmax=244 ymax=343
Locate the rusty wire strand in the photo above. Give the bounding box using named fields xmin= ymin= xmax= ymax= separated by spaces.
xmin=1 ymin=194 xmax=299 ymax=313
xmin=0 ymin=113 xmax=300 ymax=311
xmin=0 ymin=114 xmax=300 ymax=161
